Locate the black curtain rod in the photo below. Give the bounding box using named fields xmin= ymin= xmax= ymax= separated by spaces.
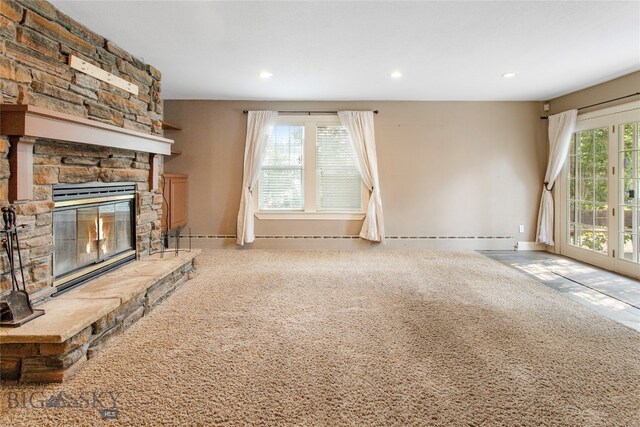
xmin=540 ymin=92 xmax=640 ymax=119
xmin=242 ymin=110 xmax=379 ymax=115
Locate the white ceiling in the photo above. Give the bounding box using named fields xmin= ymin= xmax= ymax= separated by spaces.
xmin=51 ymin=1 xmax=640 ymax=101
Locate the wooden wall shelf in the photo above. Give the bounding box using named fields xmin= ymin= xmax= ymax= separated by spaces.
xmin=161 ymin=121 xmax=182 ymax=131
xmin=161 ymin=121 xmax=181 ymax=155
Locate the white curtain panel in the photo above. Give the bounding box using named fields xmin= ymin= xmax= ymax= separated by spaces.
xmin=338 ymin=111 xmax=385 ymax=242
xmin=236 ymin=110 xmax=278 ymax=245
xmin=536 ymin=109 xmax=578 ymax=246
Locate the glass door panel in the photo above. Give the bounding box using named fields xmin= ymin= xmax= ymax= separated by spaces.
xmin=619 ymin=122 xmax=639 ymax=263
xmin=115 ymin=201 xmax=133 ymax=252
xmin=77 ymin=206 xmax=100 ymax=267
xmin=567 ymin=127 xmax=610 ymax=254
xmin=98 ymin=204 xmax=116 ymax=258
xmin=53 ymin=209 xmax=77 ymax=277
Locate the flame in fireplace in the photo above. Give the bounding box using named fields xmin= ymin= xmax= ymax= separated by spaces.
xmin=85 ymin=217 xmax=110 ymax=254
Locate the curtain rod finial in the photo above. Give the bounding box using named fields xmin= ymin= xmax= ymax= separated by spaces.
xmin=242 ymin=110 xmax=248 ymax=114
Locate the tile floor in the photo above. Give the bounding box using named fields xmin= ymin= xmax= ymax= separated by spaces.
xmin=479 ymin=250 xmax=640 ymax=332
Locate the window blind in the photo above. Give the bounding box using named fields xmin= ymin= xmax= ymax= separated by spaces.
xmin=259 ymin=125 xmax=304 ymax=210
xmin=316 ymin=126 xmax=361 ymax=211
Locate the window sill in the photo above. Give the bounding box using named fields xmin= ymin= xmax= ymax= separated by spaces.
xmin=255 ymin=212 xmax=366 ymax=221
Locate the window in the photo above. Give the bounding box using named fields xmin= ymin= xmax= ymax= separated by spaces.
xmin=257 ymin=116 xmax=365 ymax=218
xmin=259 ymin=125 xmax=304 ymax=210
xmin=316 ymin=126 xmax=361 ymax=211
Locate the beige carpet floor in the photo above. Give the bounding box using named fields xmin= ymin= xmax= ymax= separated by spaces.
xmin=1 ymin=249 xmax=640 ymax=426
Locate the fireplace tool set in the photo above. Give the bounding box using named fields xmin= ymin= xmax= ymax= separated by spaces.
xmin=159 ymin=226 xmax=192 ymax=258
xmin=0 ymin=206 xmax=45 ymax=327
xmin=158 ymin=183 xmax=191 ymax=258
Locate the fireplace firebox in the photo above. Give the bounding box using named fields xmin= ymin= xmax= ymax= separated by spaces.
xmin=52 ymin=183 xmax=136 ymax=295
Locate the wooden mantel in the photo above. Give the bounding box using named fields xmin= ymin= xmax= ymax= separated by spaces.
xmin=0 ymin=104 xmax=173 ymax=155
xmin=0 ymin=104 xmax=173 ymax=201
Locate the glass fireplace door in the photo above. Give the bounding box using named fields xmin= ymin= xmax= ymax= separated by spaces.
xmin=54 ymin=201 xmax=133 ymax=278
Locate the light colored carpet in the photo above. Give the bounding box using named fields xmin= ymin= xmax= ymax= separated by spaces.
xmin=1 ymin=249 xmax=640 ymax=426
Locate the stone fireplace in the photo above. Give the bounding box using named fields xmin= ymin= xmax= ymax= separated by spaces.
xmin=52 ymin=182 xmax=136 ymax=294
xmin=0 ymin=0 xmax=199 ymax=383
xmin=0 ymin=110 xmax=202 ymax=383
xmin=0 ymin=120 xmax=202 ymax=382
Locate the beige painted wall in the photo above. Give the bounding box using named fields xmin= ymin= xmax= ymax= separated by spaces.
xmin=163 ymin=101 xmax=547 ymax=246
xmin=547 ymin=71 xmax=640 ymax=115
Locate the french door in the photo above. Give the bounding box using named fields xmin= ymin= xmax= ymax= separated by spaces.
xmin=558 ymin=102 xmax=640 ymax=279
xmin=617 ymin=120 xmax=640 ymax=277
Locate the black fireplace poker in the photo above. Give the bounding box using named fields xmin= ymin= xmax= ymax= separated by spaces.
xmin=0 ymin=206 xmax=45 ymax=327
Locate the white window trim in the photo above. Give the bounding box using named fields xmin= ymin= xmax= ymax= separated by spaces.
xmin=254 ymin=115 xmax=368 ymax=220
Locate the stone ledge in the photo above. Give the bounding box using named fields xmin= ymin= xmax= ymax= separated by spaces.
xmin=0 ymin=250 xmax=199 ymax=344
xmin=0 ymin=298 xmax=119 ymax=344
xmin=61 ymin=250 xmax=199 ymax=305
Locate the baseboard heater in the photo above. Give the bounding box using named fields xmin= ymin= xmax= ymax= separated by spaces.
xmin=174 ymin=235 xmax=515 ymax=240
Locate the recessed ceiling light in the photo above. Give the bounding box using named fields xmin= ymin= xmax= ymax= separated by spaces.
xmin=502 ymin=72 xmax=518 ymax=78
xmin=390 ymin=71 xmax=402 ymax=79
xmin=259 ymin=71 xmax=273 ymax=79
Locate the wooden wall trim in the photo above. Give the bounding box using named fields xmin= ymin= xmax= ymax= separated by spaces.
xmin=8 ymin=136 xmax=35 ymax=203
xmin=0 ymin=105 xmax=173 ymax=155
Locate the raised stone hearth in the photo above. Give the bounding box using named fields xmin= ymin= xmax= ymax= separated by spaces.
xmin=0 ymin=250 xmax=199 ymax=382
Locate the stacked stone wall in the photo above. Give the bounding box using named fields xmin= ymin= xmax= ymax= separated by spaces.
xmin=1 ymin=0 xmax=163 ymax=134
xmin=0 ymin=0 xmax=165 ymax=302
